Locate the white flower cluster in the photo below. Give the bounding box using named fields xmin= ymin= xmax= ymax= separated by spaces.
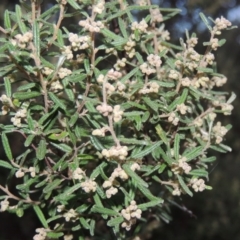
xmin=11 ymin=108 xmax=27 ymax=127
xmin=63 ymin=209 xmax=78 ymax=222
xmin=212 ymin=76 xmax=227 ymax=87
xmin=187 ymin=37 xmax=198 ymax=47
xmin=212 ymin=121 xmax=228 ymax=144
xmin=210 ymin=38 xmax=219 ymax=51
xmin=168 ymin=112 xmax=179 ymax=126
xmin=124 ymin=38 xmax=136 ymax=58
xmin=29 ymin=166 xmax=36 ymax=177
xmin=131 ymin=19 xmax=148 ymax=33
xmin=181 ymin=77 xmax=191 ymax=87
xmin=105 ymin=81 xmax=116 ymax=95
xmin=0 ymin=94 xmax=11 ymax=115
xmin=147 ymin=54 xmax=162 ymax=67
xmin=172 ymin=186 xmax=181 ymax=196
xmin=168 ymin=70 xmax=180 ymax=80
xmin=121 ymin=201 xmax=142 ymax=231
xmin=68 ymin=33 xmax=90 ymax=51
xmin=140 ymin=54 xmax=161 ymax=75
xmin=72 ymin=167 xmax=86 ymax=180
xmin=102 ymin=145 xmax=128 ymax=161
xmin=116 ymin=81 xmax=126 ymax=93
xmin=176 ymin=103 xmax=188 ymax=115
xmin=33 ymin=228 xmax=47 ymax=240
xmin=42 ymin=67 xmax=53 ymax=76
xmin=107 ymin=68 xmax=122 ymax=80
xmin=80 ymin=179 xmax=97 ymax=193
xmin=150 ymin=8 xmax=163 ymax=23
xmin=15 ymin=168 xmax=25 ymax=178
xmin=64 ymin=234 xmax=73 ymax=240
xmin=92 ymin=127 xmax=107 ymax=137
xmin=139 ymin=81 xmax=159 ymax=94
xmin=214 ymin=16 xmax=232 ymax=34
xmin=96 ymin=103 xmax=113 ymax=116
xmin=11 ymin=32 xmax=33 ymax=49
xmin=79 ymin=18 xmax=104 ymax=33
xmin=114 ymin=58 xmax=127 ymax=70
xmin=192 ymin=76 xmax=210 ymax=88
xmin=50 ymin=80 xmax=63 ymax=91
xmin=58 ymin=67 xmax=72 ymax=79
xmin=221 ymin=103 xmax=233 ymax=115
xmin=172 ymin=157 xmax=192 ymax=175
xmin=190 ymin=178 xmax=206 ymax=192
xmin=113 ymin=105 xmax=124 ymax=122
xmin=93 ymin=0 xmax=105 ymax=14
xmin=139 ymin=62 xmax=156 ymax=75
xmin=205 ymin=52 xmax=215 ymax=65
xmin=102 ymin=165 xmax=129 ymax=198
xmin=61 ymin=46 xmax=73 ymax=60
xmin=0 ymin=199 xmax=9 ymax=212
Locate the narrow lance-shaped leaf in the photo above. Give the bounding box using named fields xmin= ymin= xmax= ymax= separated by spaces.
xmin=177 ymin=175 xmax=193 ymax=197
xmin=33 ymin=205 xmax=49 ymax=228
xmin=36 ymin=139 xmax=47 ymax=160
xmin=1 ymin=133 xmax=13 ymax=161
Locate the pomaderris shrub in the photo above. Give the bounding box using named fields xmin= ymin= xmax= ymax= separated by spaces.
xmin=0 ymin=0 xmax=235 ymax=239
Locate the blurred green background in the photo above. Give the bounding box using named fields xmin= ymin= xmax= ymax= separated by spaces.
xmin=0 ymin=0 xmax=240 ymax=239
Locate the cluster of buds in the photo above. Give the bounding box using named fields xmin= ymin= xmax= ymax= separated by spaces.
xmin=80 ymin=179 xmax=97 ymax=193
xmin=187 ymin=37 xmax=198 ymax=48
xmin=42 ymin=67 xmax=53 ymax=76
xmin=93 ymin=0 xmax=105 ymax=14
xmin=11 ymin=32 xmax=33 ymax=49
xmin=61 ymin=46 xmax=73 ymax=60
xmin=139 ymin=81 xmax=159 ymax=94
xmin=124 ymin=38 xmax=136 ymax=58
xmin=150 ymin=8 xmax=163 ymax=23
xmin=221 ymin=103 xmax=234 ymax=115
xmin=192 ymin=76 xmax=210 ymax=88
xmin=210 ymin=38 xmax=219 ymax=51
xmin=68 ymin=33 xmax=90 ymax=51
xmin=102 ymin=165 xmax=129 ymax=198
xmin=0 ymin=199 xmax=9 ymax=212
xmin=168 ymin=112 xmax=179 ymax=126
xmin=121 ymin=201 xmax=142 ymax=231
xmin=113 ymin=105 xmax=124 ymax=122
xmin=92 ymin=127 xmax=107 ymax=137
xmin=147 ymin=54 xmax=162 ymax=68
xmin=116 ymin=81 xmax=126 ymax=94
xmin=58 ymin=67 xmax=72 ymax=79
xmin=140 ymin=63 xmax=156 ymax=75
xmin=172 ymin=185 xmax=181 ymax=196
xmin=96 ymin=103 xmax=113 ymax=116
xmin=50 ymin=80 xmax=63 ymax=92
xmin=181 ymin=77 xmax=191 ymax=87
xmin=114 ymin=58 xmax=127 ymax=70
xmin=172 ymin=157 xmax=192 ymax=175
xmin=190 ymin=178 xmax=206 ymax=192
xmin=213 ymin=16 xmax=232 ymax=34
xmin=72 ymin=167 xmax=86 ymax=181
xmin=212 ymin=121 xmax=228 ymax=144
xmin=168 ymin=70 xmax=180 ymax=80
xmin=63 ymin=209 xmax=78 ymax=222
xmin=176 ymin=103 xmax=188 ymax=115
xmin=212 ymin=76 xmax=227 ymax=87
xmin=131 ymin=19 xmax=148 ymax=33
xmin=0 ymin=94 xmax=12 ymax=115
xmin=11 ymin=108 xmax=27 ymax=127
xmin=102 ymin=145 xmax=128 ymax=161
xmin=105 ymin=82 xmax=115 ymax=95
xmin=79 ymin=18 xmax=104 ymax=33
xmin=107 ymin=69 xmax=122 ymax=80
xmin=33 ymin=228 xmax=47 ymax=240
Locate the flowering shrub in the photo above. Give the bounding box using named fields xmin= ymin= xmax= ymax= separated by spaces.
xmin=0 ymin=0 xmax=235 ymax=239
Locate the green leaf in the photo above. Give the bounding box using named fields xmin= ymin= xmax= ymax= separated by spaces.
xmin=67 ymin=0 xmax=81 ymax=9
xmin=24 ymin=135 xmax=35 ymax=147
xmin=168 ymin=88 xmax=188 ymax=111
xmin=90 ymin=219 xmax=95 ymax=236
xmin=50 ymin=142 xmax=72 ymax=153
xmin=137 ymin=184 xmax=159 ymax=201
xmin=47 ymin=232 xmax=64 ymax=238
xmin=143 ymin=97 xmax=159 ymax=112
xmin=189 ymin=169 xmax=208 ymax=178
xmin=155 ymin=124 xmax=168 ymax=145
xmin=43 ymin=179 xmax=62 ymax=193
xmin=1 ymin=133 xmax=13 ymax=160
xmin=17 ymin=83 xmax=37 ymax=91
xmin=80 ymin=217 xmax=90 ymax=229
xmin=13 ymin=91 xmax=41 ymax=100
xmin=4 ymin=77 xmax=11 ymax=97
xmin=48 ymin=92 xmax=66 ymax=110
xmin=174 ymin=133 xmax=180 ymax=160
xmin=15 ymin=5 xmax=27 ymax=33
xmin=184 ymin=146 xmax=204 ymax=162
xmin=177 ymin=175 xmax=193 ymax=197
xmin=4 ymin=10 xmax=11 ymax=29
xmin=122 ymin=164 xmax=148 ymax=188
xmin=107 ymin=216 xmax=124 ymax=227
xmin=138 ymin=199 xmax=164 ymax=210
xmin=199 ymin=12 xmax=212 ymax=31
xmin=55 ymin=183 xmax=82 ymax=200
xmin=36 ymin=139 xmax=47 ymax=160
xmin=130 ymin=141 xmax=161 ymax=159
xmin=201 ymin=156 xmax=216 ymax=163
xmin=91 ymin=205 xmax=118 ymax=216
xmin=33 ymin=20 xmax=40 ymax=57
xmin=0 ymin=160 xmax=12 ymax=169
xmin=33 ymin=205 xmax=49 ymax=228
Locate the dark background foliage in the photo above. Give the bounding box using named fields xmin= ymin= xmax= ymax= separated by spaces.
xmin=0 ymin=0 xmax=240 ymax=239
